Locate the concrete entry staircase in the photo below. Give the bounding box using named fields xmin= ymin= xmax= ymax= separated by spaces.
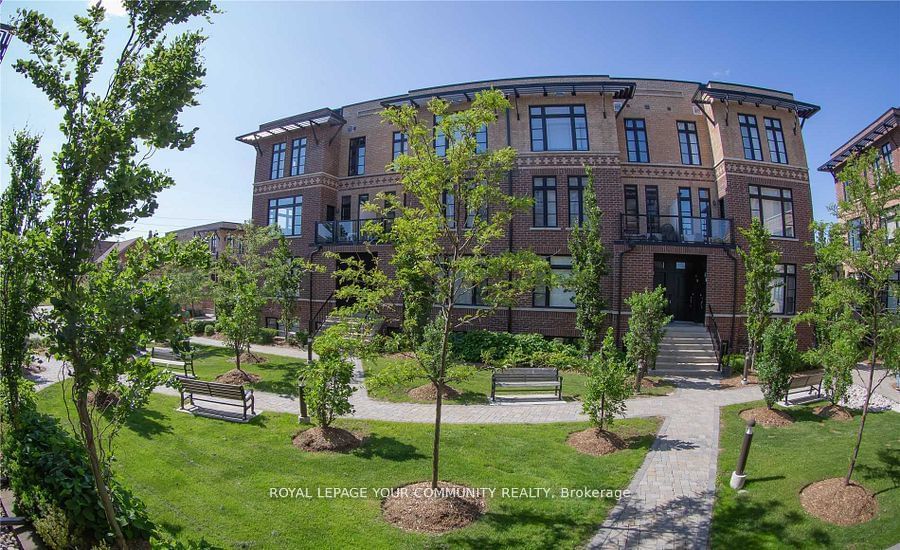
xmin=654 ymin=321 xmax=719 ymax=374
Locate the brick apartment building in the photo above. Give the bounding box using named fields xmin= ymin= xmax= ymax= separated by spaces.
xmin=819 ymin=107 xmax=899 ymax=311
xmin=237 ymin=76 xmax=820 ymax=349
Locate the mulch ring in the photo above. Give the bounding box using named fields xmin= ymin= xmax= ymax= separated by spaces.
xmin=215 ymin=368 xmax=262 ymax=385
xmin=567 ymin=427 xmax=628 ymax=456
xmin=813 ymin=404 xmax=853 ymax=421
xmin=407 ymin=383 xmax=461 ymax=401
xmin=382 ymin=481 xmax=486 ymax=534
xmin=292 ymin=427 xmax=366 ymax=453
xmin=720 ymin=374 xmax=759 ymax=389
xmin=23 ymin=362 xmax=46 ymax=374
xmin=87 ymin=390 xmax=121 ymax=409
xmin=235 ymin=352 xmax=267 ymax=365
xmin=739 ymin=406 xmax=794 ymax=427
xmin=799 ymin=478 xmax=878 ymax=525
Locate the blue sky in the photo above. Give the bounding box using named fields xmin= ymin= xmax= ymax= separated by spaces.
xmin=2 ymin=1 xmax=899 ymax=240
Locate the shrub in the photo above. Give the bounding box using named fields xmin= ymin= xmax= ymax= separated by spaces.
xmin=624 ymin=286 xmax=672 ymax=390
xmin=203 ymin=324 xmax=215 ymax=337
xmin=756 ymin=320 xmax=797 ymax=408
xmin=2 ymin=410 xmax=153 ymax=546
xmin=189 ymin=319 xmax=215 ymax=336
xmin=303 ymin=325 xmax=357 ymax=427
xmin=450 ymin=330 xmax=580 ymax=366
xmin=290 ymin=330 xmax=309 ymax=347
xmin=253 ymin=327 xmax=278 ymax=345
xmin=582 ymin=328 xmax=632 ymax=431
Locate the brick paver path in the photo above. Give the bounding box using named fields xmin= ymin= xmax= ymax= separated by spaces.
xmin=30 ymin=344 xmax=772 ymax=548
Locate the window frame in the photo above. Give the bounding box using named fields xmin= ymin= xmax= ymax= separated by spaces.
xmin=290 ymin=138 xmax=307 ymax=176
xmin=532 ymin=176 xmax=558 ymax=228
xmin=529 ymin=105 xmax=589 ymax=152
xmin=738 ymin=114 xmax=763 ymax=161
xmin=676 ymin=121 xmax=701 ymax=165
xmin=645 ymin=185 xmax=660 ymax=233
xmin=764 ymin=117 xmax=788 ymax=164
xmin=348 ymin=136 xmax=366 ymax=176
xmin=392 ymin=131 xmax=408 ymax=160
xmin=270 ymin=142 xmax=286 ymax=179
xmin=533 ymin=256 xmax=576 ymax=309
xmin=340 ymin=195 xmax=351 ymax=221
xmin=771 ymin=263 xmax=797 ymax=315
xmin=624 ymin=118 xmax=650 ymax=163
xmin=749 ymin=184 xmax=795 ymax=238
xmin=568 ymin=176 xmax=586 ymax=227
xmin=267 ymin=195 xmax=303 ymax=237
xmin=624 ymin=184 xmax=640 ymax=234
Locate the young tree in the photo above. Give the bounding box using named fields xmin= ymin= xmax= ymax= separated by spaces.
xmin=167 ymin=258 xmax=212 ymax=319
xmin=301 ymin=324 xmax=357 ymax=429
xmin=266 ymin=235 xmax=321 ymax=344
xmin=738 ymin=218 xmax=780 ymax=383
xmin=755 ymin=319 xmax=796 ymax=409
xmin=0 ymin=130 xmax=46 ymax=423
xmin=624 ymin=286 xmax=672 ymax=391
xmin=348 ymin=90 xmax=548 ymax=489
xmin=582 ymin=328 xmax=632 ymax=432
xmin=567 ymin=165 xmax=609 ymax=353
xmin=815 ymin=151 xmax=899 ymax=486
xmin=12 ymin=3 xmax=217 ymax=546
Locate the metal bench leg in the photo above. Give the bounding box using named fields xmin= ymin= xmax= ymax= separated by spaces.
xmin=180 ymin=389 xmax=186 ymax=410
xmin=491 ymin=379 xmax=495 ymax=402
xmin=559 ymin=377 xmax=563 ymax=400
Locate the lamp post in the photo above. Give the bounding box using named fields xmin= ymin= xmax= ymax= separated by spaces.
xmin=297 ymin=376 xmax=309 ymax=424
xmin=730 ymin=419 xmax=755 ymax=490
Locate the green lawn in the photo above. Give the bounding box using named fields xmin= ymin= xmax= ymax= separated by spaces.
xmin=364 ymin=355 xmax=674 ymax=404
xmin=712 ymin=401 xmax=900 ymax=549
xmin=189 ymin=345 xmax=304 ymax=396
xmin=36 ymin=384 xmax=660 ymax=549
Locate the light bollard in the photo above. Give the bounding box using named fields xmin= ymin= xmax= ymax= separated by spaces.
xmin=742 ymin=350 xmax=751 ymax=385
xmin=297 ymin=377 xmax=310 ymax=424
xmin=730 ymin=419 xmax=755 ymax=490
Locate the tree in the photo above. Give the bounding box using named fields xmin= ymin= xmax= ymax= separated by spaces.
xmin=266 ymin=235 xmax=321 ymax=344
xmin=755 ymin=319 xmax=796 ymax=409
xmin=624 ymin=286 xmax=672 ymax=391
xmin=166 ymin=248 xmax=212 ymax=319
xmin=0 ymin=131 xmax=46 ymax=423
xmin=813 ymin=151 xmax=899 ymax=486
xmin=301 ymin=324 xmax=357 ymax=428
xmin=12 ymin=2 xmax=216 ymax=546
xmin=567 ymin=165 xmax=609 ymax=353
xmin=738 ymin=218 xmax=780 ymax=383
xmin=582 ymin=328 xmax=632 ymax=432
xmin=347 ymin=90 xmax=548 ymax=489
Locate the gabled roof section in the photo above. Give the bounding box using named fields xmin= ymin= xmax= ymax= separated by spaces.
xmin=818 ymin=107 xmax=900 ymax=173
xmin=381 ymin=79 xmax=636 ymax=107
xmin=692 ymin=82 xmax=820 ymax=119
xmin=236 ymin=108 xmax=345 ymax=144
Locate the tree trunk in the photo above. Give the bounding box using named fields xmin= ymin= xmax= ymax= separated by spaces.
xmin=743 ymin=346 xmax=754 ymax=383
xmin=235 ymin=342 xmax=243 ymax=372
xmin=431 ymin=380 xmax=443 ymax=490
xmin=845 ymin=312 xmax=879 ymax=486
xmin=634 ymin=358 xmax=646 ymax=392
xmin=75 ymin=392 xmax=127 ymax=549
xmin=600 ymin=394 xmax=606 ymax=432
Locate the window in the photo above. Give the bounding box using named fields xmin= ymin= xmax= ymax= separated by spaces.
xmin=764 ymin=118 xmax=788 ymax=164
xmin=529 ymin=105 xmax=588 ymax=152
xmin=880 ymin=142 xmax=894 ymax=171
xmin=392 ymin=132 xmax=408 ymax=160
xmin=677 ymin=121 xmax=701 ymax=165
xmin=453 ymin=275 xmax=484 ymax=307
xmin=771 ymin=264 xmax=797 ymax=315
xmin=326 ymin=205 xmax=335 ymax=222
xmin=442 ymin=191 xmax=456 ymax=228
xmin=568 ymin=176 xmax=586 ymax=227
xmin=290 ymin=138 xmax=307 ymax=176
xmin=268 ymin=195 xmax=302 ymax=236
xmin=533 ymin=256 xmax=575 ymax=308
xmin=208 ymin=233 xmax=219 ymax=253
xmin=384 ymin=191 xmax=397 ymax=219
xmin=434 ymin=115 xmax=448 ymax=157
xmin=848 ymin=218 xmax=862 ymax=251
xmin=884 ymin=209 xmax=899 ymax=241
xmin=749 ymin=185 xmax=794 ymax=237
xmin=475 ymin=124 xmax=488 ymax=153
xmin=887 ymin=270 xmax=900 ymax=312
xmin=624 ymin=118 xmax=649 ymax=163
xmin=464 ymin=184 xmax=487 ymax=229
xmin=624 ymin=185 xmax=639 ymax=234
xmin=266 ymin=317 xmax=300 ymax=337
xmin=270 ymin=142 xmax=286 ymax=179
xmin=842 ymin=180 xmax=850 ymax=201
xmin=357 ymin=194 xmax=370 ymax=219
xmin=349 ymin=137 xmax=366 ymax=176
xmin=739 ymin=114 xmax=763 ymax=161
xmin=678 ymin=187 xmax=693 ymax=237
xmin=532 ymin=177 xmax=557 ymax=227
xmin=340 ymin=195 xmax=351 ymax=220
xmin=435 ymin=116 xmax=485 ymax=156
xmin=699 ymin=188 xmax=711 ymax=239
xmin=645 ymin=185 xmax=660 ymax=233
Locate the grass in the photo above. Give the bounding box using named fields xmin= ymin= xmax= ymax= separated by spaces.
xmin=188 ymin=345 xmax=305 ymax=396
xmin=712 ymin=401 xmax=900 ymax=549
xmin=36 ymin=383 xmax=660 ymax=549
xmin=363 ymin=354 xmax=674 ymax=404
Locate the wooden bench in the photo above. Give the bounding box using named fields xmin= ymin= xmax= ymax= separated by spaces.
xmin=150 ymin=345 xmax=195 ymax=378
xmin=491 ymin=367 xmax=562 ymax=401
xmin=177 ymin=376 xmax=255 ymax=422
xmin=784 ymin=370 xmax=825 ymax=405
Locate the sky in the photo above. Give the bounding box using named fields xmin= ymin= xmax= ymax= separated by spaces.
xmin=2 ymin=0 xmax=899 ymax=241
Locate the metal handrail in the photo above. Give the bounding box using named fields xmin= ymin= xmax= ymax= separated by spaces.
xmin=706 ymin=301 xmax=729 ymax=372
xmin=620 ymin=213 xmax=734 ymax=246
xmin=315 ymin=218 xmax=393 ymax=245
xmin=310 ymin=290 xmax=336 ymax=339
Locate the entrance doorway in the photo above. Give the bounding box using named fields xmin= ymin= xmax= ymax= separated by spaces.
xmin=335 ymin=252 xmax=376 ymax=309
xmin=652 ymin=254 xmax=707 ymax=323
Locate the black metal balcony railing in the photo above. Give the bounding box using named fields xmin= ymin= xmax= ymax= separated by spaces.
xmin=620 ymin=214 xmax=734 ymax=246
xmin=315 ymin=218 xmax=393 ymax=245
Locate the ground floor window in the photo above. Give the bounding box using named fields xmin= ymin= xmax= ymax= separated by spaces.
xmin=265 ymin=317 xmax=300 ymax=336
xmin=453 ymin=276 xmax=484 ymax=306
xmin=771 ymin=264 xmax=797 ymax=315
xmin=887 ymin=270 xmax=900 ymax=312
xmin=533 ymin=256 xmax=575 ymax=308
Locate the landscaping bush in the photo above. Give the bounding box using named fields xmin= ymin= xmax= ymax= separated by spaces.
xmin=2 ymin=409 xmax=154 ymax=546
xmin=203 ymin=324 xmax=215 ymax=337
xmin=756 ymin=320 xmax=797 ymax=408
xmin=253 ymin=327 xmax=278 ymax=345
xmin=189 ymin=319 xmax=215 ymax=336
xmin=449 ymin=330 xmax=580 ymax=365
xmin=290 ymin=330 xmax=309 ymax=347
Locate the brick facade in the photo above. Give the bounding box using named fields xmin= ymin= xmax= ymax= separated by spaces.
xmin=238 ymin=76 xmax=820 ymax=350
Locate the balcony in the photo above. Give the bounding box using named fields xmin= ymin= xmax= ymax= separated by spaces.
xmin=620 ymin=214 xmax=734 ymax=247
xmin=315 ymin=218 xmax=393 ymax=245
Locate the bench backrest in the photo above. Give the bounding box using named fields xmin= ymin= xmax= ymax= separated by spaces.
xmin=152 ymin=347 xmax=186 ymax=362
xmin=494 ymin=367 xmax=559 ymax=382
xmin=789 ymin=371 xmax=824 ymax=388
xmin=178 ymin=376 xmax=246 ymax=400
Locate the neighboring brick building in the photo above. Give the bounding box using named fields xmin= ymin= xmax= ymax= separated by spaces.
xmin=237 ymin=76 xmax=820 ymax=349
xmin=167 ymin=221 xmax=243 ymax=259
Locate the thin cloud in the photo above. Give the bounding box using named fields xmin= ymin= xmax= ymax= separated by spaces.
xmin=89 ymin=0 xmax=127 ymax=17
xmin=712 ymin=69 xmax=731 ymax=78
